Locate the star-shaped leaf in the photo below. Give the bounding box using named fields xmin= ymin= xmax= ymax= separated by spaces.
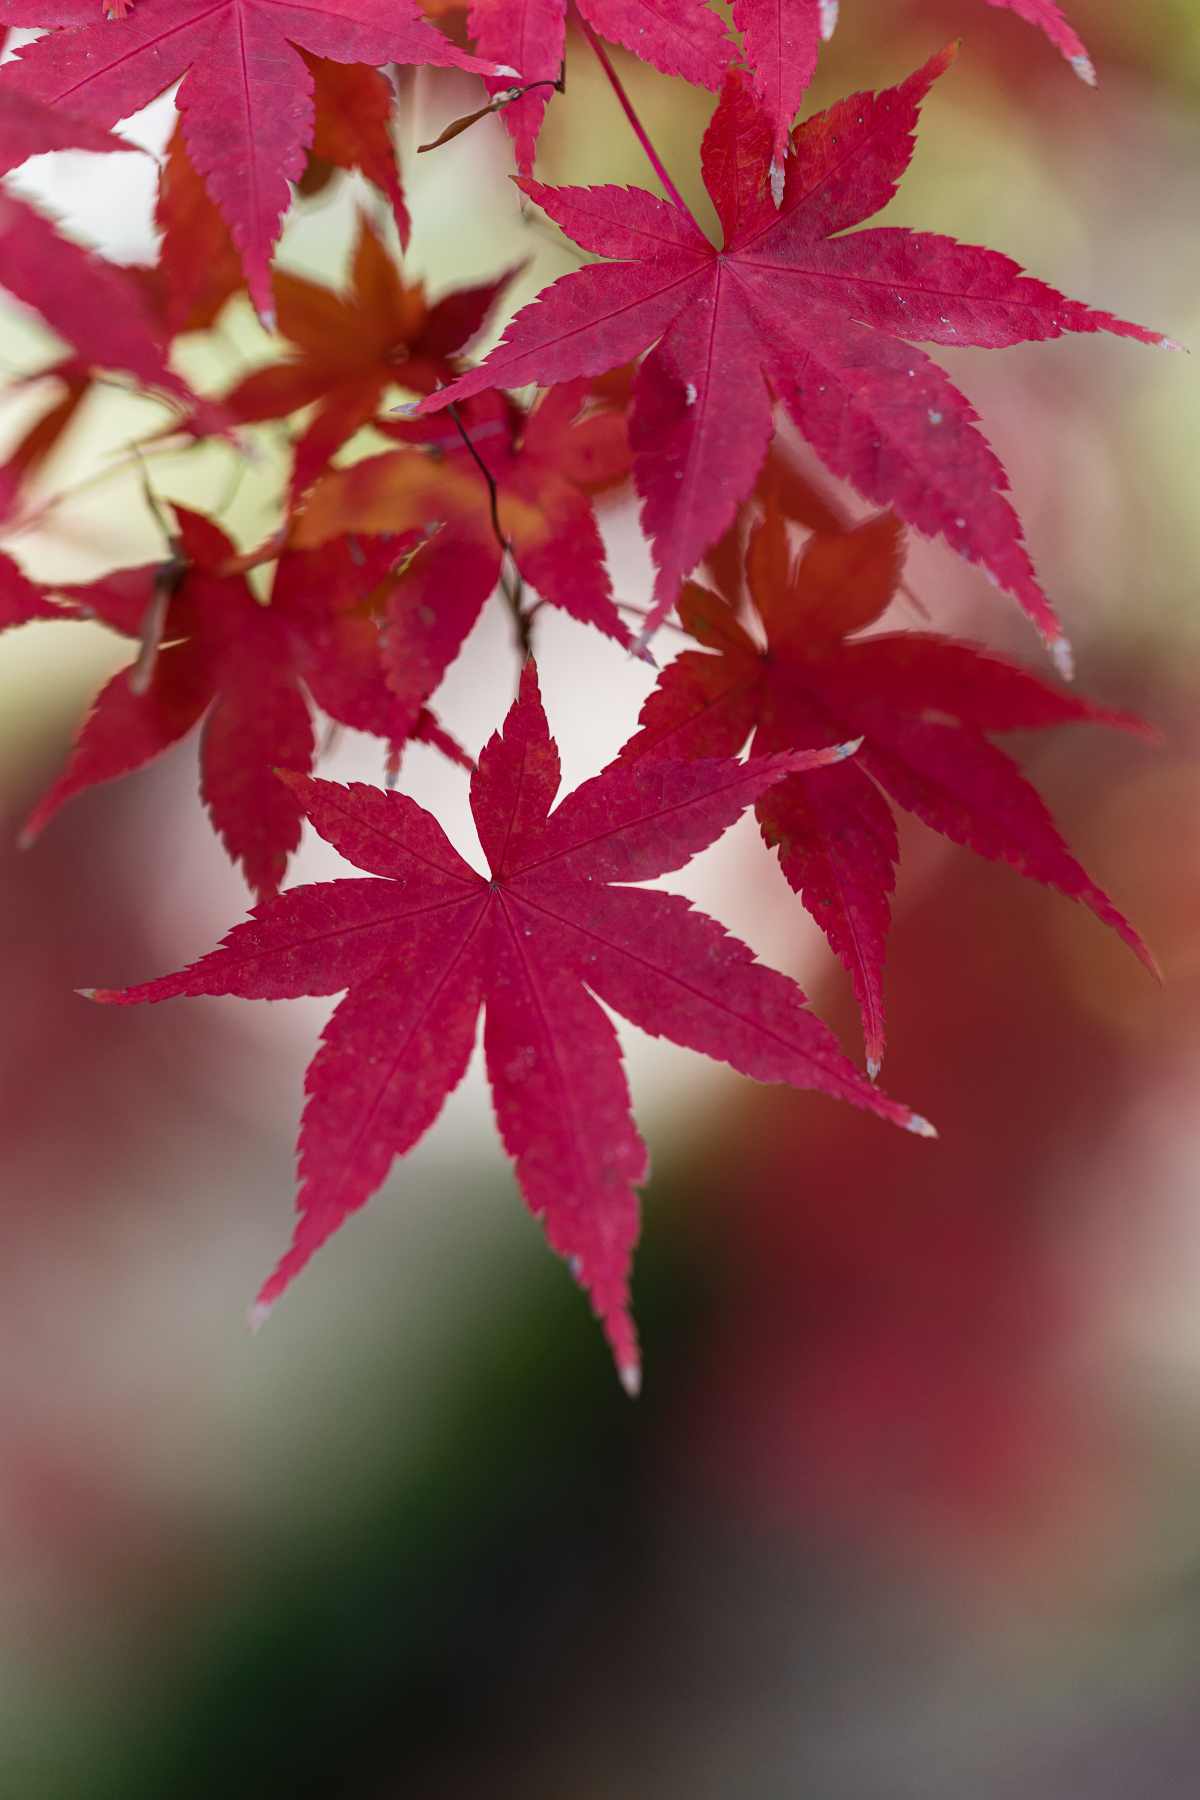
xmin=626 ymin=498 xmax=1155 ymax=1072
xmin=86 ymin=662 xmax=933 ymax=1388
xmin=415 ymin=49 xmax=1170 ymax=667
xmin=224 ymin=216 xmax=515 ymax=500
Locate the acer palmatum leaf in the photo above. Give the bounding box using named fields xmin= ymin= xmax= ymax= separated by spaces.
xmin=0 ymin=0 xmax=505 ymax=320
xmin=732 ymin=0 xmax=822 ymax=166
xmin=466 ymin=0 xmax=734 ymax=170
xmin=626 ymin=504 xmax=1156 ymax=1074
xmin=86 ymin=664 xmax=934 ymax=1391
xmin=15 ymin=516 xmax=455 ymax=897
xmin=149 ymin=121 xmax=246 ymax=339
xmin=739 ymin=2 xmax=1095 ymax=152
xmin=985 ymin=0 xmax=1094 ymax=83
xmin=224 ymin=219 xmax=516 ymax=501
xmin=416 ymin=49 xmax=1172 ymax=669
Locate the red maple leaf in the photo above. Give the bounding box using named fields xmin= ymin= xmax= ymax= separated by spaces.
xmin=0 ymin=547 xmax=58 ymax=626
xmin=0 ymin=92 xmax=228 ymax=429
xmin=85 ymin=662 xmax=934 ymax=1388
xmin=0 ymin=82 xmax=140 ymax=173
xmin=0 ymin=358 xmax=93 ymax=524
xmin=143 ymin=120 xmax=247 ymax=341
xmin=0 ymin=189 xmax=231 ymax=435
xmin=0 ymin=119 xmax=238 ymax=522
xmin=736 ymin=3 xmax=1093 ymax=160
xmin=289 ymin=381 xmax=633 ymax=734
xmin=626 ymin=498 xmax=1155 ymax=1073
xmin=297 ymin=54 xmax=411 ymax=240
xmin=0 ymin=0 xmax=502 ymax=320
xmin=224 ymin=215 xmax=515 ymax=500
xmin=15 ymin=512 xmax=464 ymax=897
xmin=415 ymin=48 xmax=1170 ymax=668
xmin=456 ymin=0 xmax=1092 ymax=174
xmin=465 ymin=0 xmax=733 ymax=170
xmin=973 ymin=1 xmax=1093 ymax=78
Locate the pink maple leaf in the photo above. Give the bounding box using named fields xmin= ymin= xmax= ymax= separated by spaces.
xmin=414 ymin=49 xmax=1170 ymax=669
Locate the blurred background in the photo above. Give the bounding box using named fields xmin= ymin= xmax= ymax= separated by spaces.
xmin=2 ymin=1 xmax=1199 ymax=1793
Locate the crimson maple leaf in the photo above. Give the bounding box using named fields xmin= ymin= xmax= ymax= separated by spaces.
xmin=223 ymin=216 xmax=515 ymax=500
xmin=458 ymin=2 xmax=1092 ymax=176
xmin=465 ymin=0 xmax=734 ymax=170
xmin=85 ymin=662 xmax=934 ymax=1388
xmin=289 ymin=382 xmax=633 ymax=732
xmin=626 ymin=499 xmax=1155 ymax=1073
xmin=0 ymin=83 xmax=140 ymax=173
xmin=736 ymin=3 xmax=1094 ymax=161
xmin=16 ymin=512 xmax=463 ymax=897
xmin=415 ymin=49 xmax=1170 ymax=668
xmin=0 ymin=0 xmax=503 ymax=321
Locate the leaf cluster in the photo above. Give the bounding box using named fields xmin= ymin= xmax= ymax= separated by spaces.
xmin=0 ymin=0 xmax=1172 ymax=1383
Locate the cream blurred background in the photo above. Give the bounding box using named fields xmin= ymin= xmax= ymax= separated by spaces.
xmin=1 ymin=3 xmax=1199 ymax=1793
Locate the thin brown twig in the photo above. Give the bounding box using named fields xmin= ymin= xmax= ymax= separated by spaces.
xmin=444 ymin=397 xmax=533 ymax=658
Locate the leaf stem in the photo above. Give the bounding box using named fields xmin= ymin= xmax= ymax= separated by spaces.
xmin=577 ymin=18 xmax=702 ymax=232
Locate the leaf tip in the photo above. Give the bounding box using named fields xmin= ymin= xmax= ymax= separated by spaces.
xmin=248 ymin=1299 xmax=273 ymax=1333
xmin=905 ymin=1111 xmax=938 ymax=1140
xmin=1070 ymin=53 xmax=1097 ymax=87
xmin=257 ymin=304 xmax=277 ymax=336
xmin=15 ymin=821 xmax=38 ymax=852
xmin=631 ymin=623 xmax=657 ymax=663
xmin=866 ymin=1055 xmax=882 ymax=1081
xmin=769 ymin=157 xmax=785 ymax=209
xmin=1048 ymin=633 xmax=1075 ymax=683
xmin=618 ymin=1361 xmax=642 ymax=1399
xmin=835 ymin=736 xmax=863 ymax=761
xmin=819 ymin=0 xmax=839 ymax=40
xmin=76 ymin=986 xmax=105 ymax=1003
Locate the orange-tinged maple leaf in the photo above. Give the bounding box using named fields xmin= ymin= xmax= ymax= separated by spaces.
xmin=224 ymin=216 xmax=517 ymax=500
